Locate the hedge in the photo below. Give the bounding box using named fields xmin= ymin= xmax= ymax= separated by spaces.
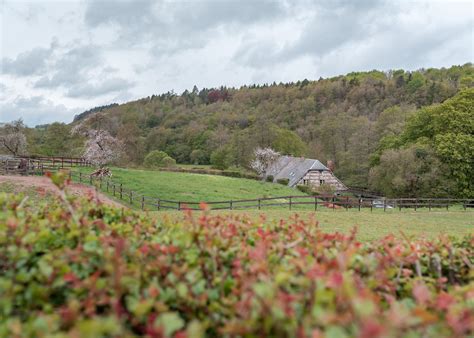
xmin=0 ymin=176 xmax=472 ymax=337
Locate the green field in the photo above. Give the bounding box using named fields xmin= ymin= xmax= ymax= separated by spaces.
xmin=157 ymin=209 xmax=473 ymax=241
xmin=76 ymin=166 xmax=307 ymax=202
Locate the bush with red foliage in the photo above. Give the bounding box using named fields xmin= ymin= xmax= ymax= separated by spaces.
xmin=0 ymin=184 xmax=472 ymax=337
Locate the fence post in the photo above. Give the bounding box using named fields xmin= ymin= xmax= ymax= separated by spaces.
xmin=446 ymin=201 xmax=449 ymax=211
xmin=463 ymin=200 xmax=466 ymax=211
xmin=79 ymin=172 xmax=82 ymax=183
xmin=99 ymin=177 xmax=102 ymax=190
xmin=230 ymin=200 xmax=233 ymax=210
xmin=106 ymin=180 xmax=109 ymax=193
xmin=258 ymin=199 xmax=261 ymax=210
xmin=113 ymin=184 xmax=116 ymax=197
xmin=289 ymin=197 xmax=292 ymax=210
xmin=89 ymin=175 xmax=93 ymax=186
xmin=399 ymin=199 xmax=401 ymax=212
xmin=41 ymin=164 xmax=44 ymax=176
xmin=178 ymin=201 xmax=181 ymax=211
xmin=358 ymin=198 xmax=361 ymax=211
xmin=414 ymin=199 xmax=417 ymax=212
xmin=119 ymin=184 xmax=122 ymax=199
xmin=429 ymin=199 xmax=431 ymax=211
xmin=157 ymin=199 xmax=160 ymax=211
xmin=141 ymin=196 xmax=145 ymax=211
xmin=315 ymin=196 xmax=318 ymax=211
xmin=345 ymin=196 xmax=349 ymax=211
xmin=383 ymin=199 xmax=386 ymax=212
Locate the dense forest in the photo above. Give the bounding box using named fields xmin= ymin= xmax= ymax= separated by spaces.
xmin=17 ymin=63 xmax=474 ymax=197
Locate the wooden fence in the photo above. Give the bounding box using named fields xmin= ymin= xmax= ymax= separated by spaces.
xmin=0 ymin=156 xmax=91 ymax=176
xmin=15 ymin=155 xmax=92 ymax=168
xmin=2 ymin=166 xmax=473 ymax=212
xmin=67 ymin=170 xmax=474 ymax=212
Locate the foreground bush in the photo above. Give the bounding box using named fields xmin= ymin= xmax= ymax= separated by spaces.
xmin=0 ymin=186 xmax=473 ymax=337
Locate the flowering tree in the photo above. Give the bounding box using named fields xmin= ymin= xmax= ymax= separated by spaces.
xmin=0 ymin=119 xmax=27 ymax=156
xmin=250 ymin=147 xmax=280 ymax=179
xmin=72 ymin=121 xmax=123 ymax=167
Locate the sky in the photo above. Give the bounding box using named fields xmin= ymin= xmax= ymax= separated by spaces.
xmin=0 ymin=0 xmax=473 ymax=126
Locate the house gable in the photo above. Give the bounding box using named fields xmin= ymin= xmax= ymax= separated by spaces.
xmin=266 ymin=156 xmax=347 ymax=190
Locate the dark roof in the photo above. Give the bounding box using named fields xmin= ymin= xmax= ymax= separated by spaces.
xmin=267 ymin=156 xmax=329 ymax=187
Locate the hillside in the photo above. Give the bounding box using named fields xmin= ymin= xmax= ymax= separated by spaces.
xmin=25 ymin=64 xmax=473 ymax=192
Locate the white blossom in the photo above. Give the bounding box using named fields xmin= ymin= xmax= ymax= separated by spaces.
xmin=72 ymin=120 xmax=123 ymax=167
xmin=250 ymin=147 xmax=280 ymax=178
xmin=0 ymin=119 xmax=27 ymax=156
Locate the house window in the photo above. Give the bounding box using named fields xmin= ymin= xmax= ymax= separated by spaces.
xmin=320 ymin=179 xmax=325 ymax=185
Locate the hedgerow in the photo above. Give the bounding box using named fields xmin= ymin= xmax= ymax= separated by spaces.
xmin=0 ymin=174 xmax=473 ymax=337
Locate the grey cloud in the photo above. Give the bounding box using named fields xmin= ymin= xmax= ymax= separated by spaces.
xmin=0 ymin=95 xmax=81 ymax=126
xmin=66 ymin=77 xmax=134 ymax=98
xmin=85 ymin=0 xmax=155 ymax=28
xmin=1 ymin=46 xmax=54 ymax=76
xmin=84 ymin=0 xmax=286 ymax=53
xmin=35 ymin=45 xmax=102 ymax=88
xmin=233 ymin=0 xmax=473 ymax=70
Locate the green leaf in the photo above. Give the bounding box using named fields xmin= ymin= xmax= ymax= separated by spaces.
xmin=154 ymin=312 xmax=184 ymax=337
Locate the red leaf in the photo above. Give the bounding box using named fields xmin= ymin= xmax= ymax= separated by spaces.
xmin=412 ymin=282 xmax=431 ymax=306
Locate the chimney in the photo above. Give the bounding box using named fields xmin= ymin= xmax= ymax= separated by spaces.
xmin=327 ymin=160 xmax=335 ymax=172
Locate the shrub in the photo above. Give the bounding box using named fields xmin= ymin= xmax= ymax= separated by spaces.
xmin=266 ymin=175 xmax=274 ymax=182
xmin=143 ymin=150 xmax=175 ymax=168
xmin=161 ymin=156 xmax=176 ymax=167
xmin=313 ymin=183 xmax=335 ymax=195
xmin=276 ymin=178 xmax=289 ymax=185
xmin=0 ymin=186 xmax=472 ymax=337
xmin=296 ymin=185 xmax=311 ymax=194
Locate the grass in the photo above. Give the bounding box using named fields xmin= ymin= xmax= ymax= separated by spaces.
xmin=75 ymin=166 xmax=307 ymax=202
xmin=157 ymin=209 xmax=473 ymax=241
xmin=0 ymin=181 xmax=57 ymax=204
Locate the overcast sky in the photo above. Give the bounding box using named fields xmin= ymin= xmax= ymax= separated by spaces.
xmin=1 ymin=0 xmax=473 ymax=126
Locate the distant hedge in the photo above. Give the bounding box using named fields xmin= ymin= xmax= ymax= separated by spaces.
xmin=158 ymin=166 xmax=260 ymax=180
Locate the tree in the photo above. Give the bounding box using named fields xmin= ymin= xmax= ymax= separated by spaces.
xmin=210 ymin=148 xmax=232 ymax=170
xmin=41 ymin=123 xmax=75 ymax=156
xmin=0 ymin=119 xmax=27 ymax=156
xmin=250 ymin=147 xmax=280 ymax=179
xmin=401 ymin=88 xmax=474 ymax=197
xmin=369 ymin=144 xmax=452 ymax=197
xmin=271 ymin=127 xmax=307 ymax=156
xmin=72 ymin=121 xmax=123 ymax=167
xmin=190 ymin=149 xmax=208 ymax=165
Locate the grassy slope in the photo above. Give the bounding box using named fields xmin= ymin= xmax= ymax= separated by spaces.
xmin=77 ymin=167 xmax=307 ymax=202
xmin=159 ymin=209 xmax=473 ymax=241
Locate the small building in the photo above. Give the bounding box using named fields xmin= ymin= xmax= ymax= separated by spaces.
xmin=266 ymin=156 xmax=347 ymax=191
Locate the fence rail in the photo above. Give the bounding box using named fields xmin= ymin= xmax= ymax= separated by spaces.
xmin=2 ymin=166 xmax=473 ymax=212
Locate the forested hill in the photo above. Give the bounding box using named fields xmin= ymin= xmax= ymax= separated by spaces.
xmin=28 ymin=64 xmax=473 ymax=194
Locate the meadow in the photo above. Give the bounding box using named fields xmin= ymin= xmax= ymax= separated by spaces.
xmin=76 ymin=166 xmax=307 ymax=202
xmin=158 ymin=209 xmax=473 ymax=241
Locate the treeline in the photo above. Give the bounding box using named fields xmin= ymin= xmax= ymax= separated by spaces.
xmin=24 ymin=64 xmax=473 ymax=197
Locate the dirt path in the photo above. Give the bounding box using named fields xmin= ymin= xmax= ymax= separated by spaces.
xmin=0 ymin=175 xmax=125 ymax=208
